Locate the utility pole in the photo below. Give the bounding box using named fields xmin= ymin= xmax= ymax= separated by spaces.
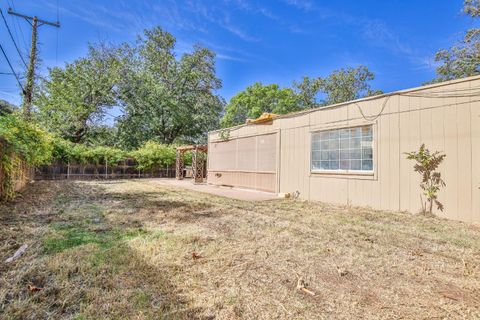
xmin=8 ymin=8 xmax=60 ymax=118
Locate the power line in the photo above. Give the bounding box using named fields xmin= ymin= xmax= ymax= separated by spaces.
xmin=0 ymin=42 xmax=24 ymax=93
xmin=0 ymin=8 xmax=27 ymax=68
xmin=5 ymin=1 xmax=22 ymax=47
xmin=6 ymin=0 xmax=24 ymax=54
xmin=8 ymin=8 xmax=60 ymax=118
xmin=10 ymin=0 xmax=29 ymax=52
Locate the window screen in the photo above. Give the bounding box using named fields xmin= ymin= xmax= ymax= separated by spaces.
xmin=311 ymin=125 xmax=373 ymax=172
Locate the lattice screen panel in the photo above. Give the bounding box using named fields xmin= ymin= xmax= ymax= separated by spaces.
xmin=256 ymin=134 xmax=277 ymax=172
xmin=209 ymin=133 xmax=277 ymax=173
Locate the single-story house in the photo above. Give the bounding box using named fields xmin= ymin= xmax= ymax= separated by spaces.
xmin=207 ymin=75 xmax=480 ymax=223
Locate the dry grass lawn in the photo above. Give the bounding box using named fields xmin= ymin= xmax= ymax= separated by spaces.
xmin=1 ymin=179 xmax=479 ymax=319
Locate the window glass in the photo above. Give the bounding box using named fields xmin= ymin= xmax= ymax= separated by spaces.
xmin=311 ymin=125 xmax=374 ymax=172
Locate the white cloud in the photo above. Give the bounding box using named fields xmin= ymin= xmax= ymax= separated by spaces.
xmin=282 ymin=0 xmax=315 ymax=11
xmin=361 ymin=20 xmax=413 ymax=56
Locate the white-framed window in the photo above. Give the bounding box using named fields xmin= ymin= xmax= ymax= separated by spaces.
xmin=311 ymin=125 xmax=373 ymax=173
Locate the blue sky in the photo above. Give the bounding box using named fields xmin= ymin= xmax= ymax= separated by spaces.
xmin=0 ymin=0 xmax=477 ymax=116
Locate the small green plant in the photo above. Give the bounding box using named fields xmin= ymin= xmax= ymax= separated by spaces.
xmin=405 ymin=144 xmax=446 ymax=214
xmin=219 ymin=128 xmax=230 ymax=141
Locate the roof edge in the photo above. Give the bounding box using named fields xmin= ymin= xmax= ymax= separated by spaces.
xmin=209 ymin=74 xmax=480 ymax=134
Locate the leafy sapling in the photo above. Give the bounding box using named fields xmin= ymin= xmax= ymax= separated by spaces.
xmin=405 ymin=144 xmax=446 ymax=214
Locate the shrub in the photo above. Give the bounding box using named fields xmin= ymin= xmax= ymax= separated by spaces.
xmin=0 ymin=113 xmax=53 ymax=200
xmin=131 ymin=141 xmax=176 ymax=171
xmin=0 ymin=113 xmax=53 ymax=165
xmin=405 ymin=144 xmax=446 ymax=214
xmin=52 ymin=139 xmax=125 ymax=165
xmin=51 ymin=139 xmax=179 ymax=170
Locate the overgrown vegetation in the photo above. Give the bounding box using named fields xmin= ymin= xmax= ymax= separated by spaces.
xmin=131 ymin=141 xmax=176 ymax=170
xmin=406 ymin=144 xmax=447 ymax=214
xmin=0 ymin=114 xmax=53 ymax=165
xmin=0 ymin=113 xmax=185 ymax=200
xmin=52 ymin=138 xmax=126 ymax=165
xmin=0 ymin=113 xmax=53 ymax=200
xmin=51 ymin=139 xmax=183 ymax=168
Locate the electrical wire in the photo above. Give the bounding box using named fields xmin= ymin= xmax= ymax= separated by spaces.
xmin=353 ymin=86 xmax=480 ymax=122
xmin=272 ymin=82 xmax=480 ymax=124
xmin=0 ymin=42 xmax=24 ymax=93
xmin=415 ymin=86 xmax=480 ymax=92
xmin=6 ymin=0 xmax=21 ymax=50
xmin=353 ymin=95 xmax=392 ymax=122
xmin=8 ymin=0 xmax=29 ymax=53
xmin=400 ymin=92 xmax=480 ymax=98
xmin=0 ymin=8 xmax=27 ymax=68
xmin=0 ymin=72 xmax=22 ymax=76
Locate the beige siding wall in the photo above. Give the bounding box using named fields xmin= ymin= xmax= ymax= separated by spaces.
xmin=208 ymin=76 xmax=480 ymax=223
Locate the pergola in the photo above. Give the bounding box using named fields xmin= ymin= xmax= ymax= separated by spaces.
xmin=175 ymin=145 xmax=208 ymax=183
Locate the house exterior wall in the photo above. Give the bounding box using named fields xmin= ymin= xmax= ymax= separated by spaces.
xmin=208 ymin=76 xmax=480 ymax=223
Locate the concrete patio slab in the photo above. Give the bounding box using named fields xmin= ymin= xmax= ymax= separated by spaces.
xmin=151 ymin=178 xmax=278 ymax=201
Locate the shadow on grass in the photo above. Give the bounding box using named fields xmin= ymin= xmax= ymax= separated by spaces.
xmin=0 ymin=180 xmax=210 ymax=319
xmin=97 ymin=188 xmax=228 ymax=225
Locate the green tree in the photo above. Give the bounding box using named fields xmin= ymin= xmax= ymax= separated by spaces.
xmin=292 ymin=76 xmax=323 ymax=109
xmin=431 ymin=1 xmax=480 ymax=81
xmin=221 ymin=82 xmax=300 ymax=127
xmin=35 ymin=44 xmax=120 ymax=143
xmin=432 ymin=29 xmax=480 ymax=82
xmin=116 ymin=27 xmax=224 ymax=148
xmin=320 ymin=66 xmax=382 ymax=105
xmin=83 ymin=125 xmax=118 ymax=147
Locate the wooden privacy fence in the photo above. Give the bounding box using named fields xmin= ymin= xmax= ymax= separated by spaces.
xmin=35 ymin=161 xmax=176 ymax=180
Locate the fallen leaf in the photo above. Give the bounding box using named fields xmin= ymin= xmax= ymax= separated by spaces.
xmin=337 ymin=267 xmax=349 ymax=277
xmin=192 ymin=252 xmax=201 ymax=260
xmin=28 ymin=284 xmax=42 ymax=292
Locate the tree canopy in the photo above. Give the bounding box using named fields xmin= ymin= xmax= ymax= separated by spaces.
xmin=34 ymin=26 xmax=384 ymax=139
xmin=319 ymin=66 xmax=382 ymax=105
xmin=430 ymin=0 xmax=480 ymax=82
xmin=116 ymin=27 xmax=224 ymax=148
xmin=221 ymin=83 xmax=300 ymax=127
xmin=221 ymin=65 xmax=381 ymax=128
xmin=433 ymin=29 xmax=480 ymax=81
xmin=464 ymin=0 xmax=480 ymax=17
xmin=35 ymin=44 xmax=120 ymax=143
xmin=292 ymin=76 xmax=323 ymax=109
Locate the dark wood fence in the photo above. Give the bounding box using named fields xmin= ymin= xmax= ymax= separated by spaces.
xmin=35 ymin=162 xmax=176 ymax=180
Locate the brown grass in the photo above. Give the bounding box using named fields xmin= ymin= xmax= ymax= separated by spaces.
xmin=1 ymin=179 xmax=479 ymax=319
